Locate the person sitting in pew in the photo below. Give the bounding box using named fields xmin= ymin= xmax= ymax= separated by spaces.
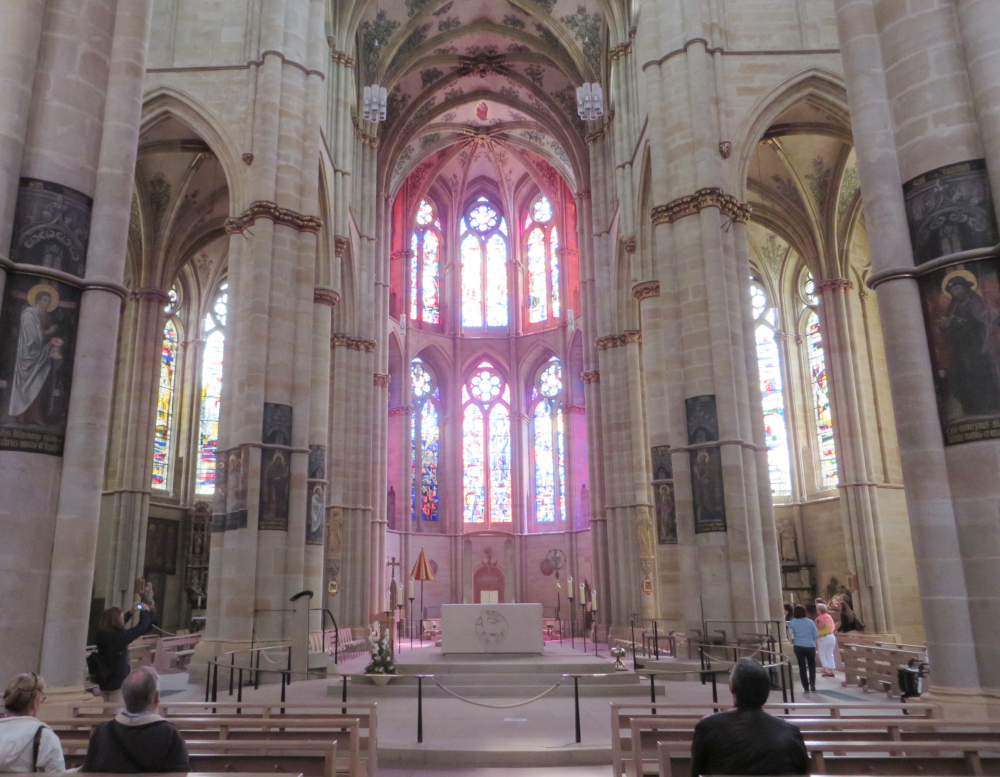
xmin=0 ymin=673 xmax=65 ymax=773
xmin=691 ymin=658 xmax=810 ymax=776
xmin=82 ymin=667 xmax=189 ymax=773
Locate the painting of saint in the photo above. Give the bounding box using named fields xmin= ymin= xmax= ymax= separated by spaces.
xmin=0 ymin=275 xmax=80 ymax=455
xmin=655 ymin=482 xmax=677 ymax=544
xmin=919 ymin=260 xmax=1000 ymax=444
xmin=306 ymin=484 xmax=325 ymax=545
xmin=9 ymin=284 xmax=63 ymax=422
xmin=258 ymin=449 xmax=290 ymax=530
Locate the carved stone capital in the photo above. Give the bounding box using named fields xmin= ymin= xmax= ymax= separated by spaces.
xmin=332 ymin=334 xmax=377 ymax=352
xmin=374 ymin=373 xmax=391 ymax=387
xmin=576 ymin=189 xmax=591 ymax=201
xmin=129 ymin=287 xmax=171 ymax=306
xmin=565 ymin=404 xmax=586 ymax=415
xmin=623 ymin=237 xmax=637 ymax=254
xmin=596 ymin=330 xmax=642 ymax=350
xmin=651 ymin=187 xmax=751 ymax=225
xmin=314 ymin=287 xmax=340 ymax=306
xmin=225 ymin=201 xmax=323 ymax=235
xmin=815 ymin=278 xmax=854 ymax=294
xmin=352 ymin=117 xmax=380 ymax=148
xmin=585 ymin=128 xmax=606 ymax=145
xmin=609 ymin=41 xmax=633 ymax=61
xmin=581 ymin=370 xmax=600 ymax=384
xmin=334 ymin=235 xmax=349 ymax=258
xmin=632 ymin=280 xmax=659 ymax=301
xmin=718 ymin=141 xmax=732 ymax=159
xmin=388 ymin=405 xmax=413 ymax=416
xmin=331 ymin=51 xmax=356 ymax=67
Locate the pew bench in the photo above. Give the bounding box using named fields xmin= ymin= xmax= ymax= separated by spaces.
xmin=610 ymin=702 xmax=940 ymax=777
xmin=657 ymin=739 xmax=1000 ymax=777
xmin=62 ymin=740 xmax=338 ymax=777
xmin=840 ymin=641 xmax=926 ymax=697
xmin=152 ymin=632 xmax=203 ymax=673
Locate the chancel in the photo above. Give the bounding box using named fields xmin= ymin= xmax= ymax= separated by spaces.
xmin=3 ymin=2 xmax=1000 ymax=767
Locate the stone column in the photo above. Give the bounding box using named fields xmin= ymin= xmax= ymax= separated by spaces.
xmin=833 ymin=0 xmax=985 ymax=707
xmin=95 ymin=288 xmax=171 ymax=614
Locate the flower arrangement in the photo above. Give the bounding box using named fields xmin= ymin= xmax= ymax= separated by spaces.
xmin=364 ymin=620 xmax=396 ymax=675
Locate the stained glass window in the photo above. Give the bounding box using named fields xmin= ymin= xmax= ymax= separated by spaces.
xmin=462 ymin=362 xmax=511 ymax=525
xmin=461 ymin=199 xmax=508 ymax=328
xmin=524 ymin=196 xmax=561 ymax=324
xmin=807 ymin=307 xmax=838 ymax=488
xmin=411 ymin=358 xmax=440 ymax=520
xmin=151 ymin=318 xmax=179 ymax=489
xmin=531 ymin=357 xmax=567 ymax=522
xmin=751 ymin=281 xmax=791 ymax=496
xmin=410 ymin=199 xmax=442 ymax=324
xmin=196 ymin=282 xmax=227 ymax=494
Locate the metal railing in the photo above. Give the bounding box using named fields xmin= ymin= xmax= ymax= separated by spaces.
xmin=313 ymin=607 xmax=340 ymax=664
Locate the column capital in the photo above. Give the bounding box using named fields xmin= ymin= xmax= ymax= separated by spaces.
xmin=373 ymin=373 xmax=391 ymax=387
xmin=651 ymin=187 xmax=752 ymax=225
xmin=314 ymin=287 xmax=340 ymax=306
xmin=632 ymin=280 xmax=659 ymax=300
xmin=129 ymin=287 xmax=170 ymax=306
xmin=581 ymin=370 xmax=600 ymax=383
xmin=334 ymin=235 xmax=350 ymax=258
xmin=815 ymin=278 xmax=854 ymax=294
xmin=331 ymin=51 xmax=356 ymax=67
xmin=225 ymin=201 xmax=323 ymax=234
xmin=388 ymin=405 xmax=413 ymax=416
xmin=596 ymin=330 xmax=642 ymax=350
xmin=352 ymin=117 xmax=380 ymax=148
xmin=332 ymin=334 xmax=377 ymax=351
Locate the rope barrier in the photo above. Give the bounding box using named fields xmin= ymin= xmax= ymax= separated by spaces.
xmin=434 ymin=682 xmax=563 ymax=708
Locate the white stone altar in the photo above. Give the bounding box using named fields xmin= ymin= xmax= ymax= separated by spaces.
xmin=440 ymin=603 xmax=544 ymax=654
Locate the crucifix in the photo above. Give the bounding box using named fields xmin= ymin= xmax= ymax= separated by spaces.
xmin=387 ymin=556 xmax=401 ymax=580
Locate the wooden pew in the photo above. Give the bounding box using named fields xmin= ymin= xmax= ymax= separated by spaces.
xmin=62 ymin=739 xmax=338 ymax=777
xmin=610 ymin=702 xmax=940 ymax=777
xmin=657 ymin=739 xmax=1000 ymax=777
xmin=152 ymin=632 xmax=203 ymax=673
xmin=57 ymin=705 xmax=375 ymax=777
xmin=840 ymin=640 xmax=926 ymax=696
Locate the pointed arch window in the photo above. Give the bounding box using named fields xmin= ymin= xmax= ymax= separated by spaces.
xmin=524 ymin=195 xmax=561 ymax=324
xmin=462 ymin=361 xmax=511 ymax=525
xmin=461 ymin=198 xmax=509 ymax=328
xmin=411 ymin=357 xmax=440 ymax=520
xmin=803 ymin=274 xmax=838 ymax=489
xmin=750 ymin=279 xmax=791 ymax=496
xmin=410 ymin=200 xmax=442 ymax=325
xmin=196 ymin=282 xmax=227 ymax=495
xmin=152 ymin=287 xmax=181 ymax=490
xmin=531 ymin=356 xmax=567 ymax=523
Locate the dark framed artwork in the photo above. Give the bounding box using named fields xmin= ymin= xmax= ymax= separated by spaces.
xmin=226 ymin=447 xmax=249 ymax=530
xmin=212 ymin=453 xmax=227 ymax=532
xmin=919 ymin=258 xmax=1000 ymax=444
xmin=0 ymin=275 xmax=81 ymax=455
xmin=686 ymin=395 xmax=726 ymax=533
xmin=259 ymin=447 xmax=290 ymax=531
xmin=144 ymin=517 xmax=179 ymax=576
xmin=10 ymin=178 xmax=92 ymax=278
xmin=263 ymin=403 xmax=293 ymax=446
xmin=651 ymin=445 xmax=676 ymax=544
xmin=903 ymin=159 xmax=999 ymax=265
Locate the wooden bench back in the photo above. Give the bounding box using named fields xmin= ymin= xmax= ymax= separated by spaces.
xmin=840 ymin=642 xmax=926 ymax=696
xmin=657 ymin=739 xmax=1000 ymax=777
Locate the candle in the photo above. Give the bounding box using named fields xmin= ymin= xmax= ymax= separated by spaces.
xmin=386 ymin=590 xmax=391 ymax=612
xmin=580 ymin=582 xmax=585 ymax=600
xmin=408 ymin=579 xmax=415 ymax=599
xmin=591 ymin=590 xmax=598 ymax=611
xmin=568 ymin=576 xmax=574 ymax=598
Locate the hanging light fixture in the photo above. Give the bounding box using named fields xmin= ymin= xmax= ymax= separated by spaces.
xmin=576 ymin=82 xmax=604 ymax=121
xmin=362 ymin=84 xmax=388 ymax=122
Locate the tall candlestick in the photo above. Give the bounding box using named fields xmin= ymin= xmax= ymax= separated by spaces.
xmin=591 ymin=589 xmax=597 ymax=611
xmin=408 ymin=578 xmax=415 ymax=599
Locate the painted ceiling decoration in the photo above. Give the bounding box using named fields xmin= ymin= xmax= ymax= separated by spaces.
xmin=349 ymin=0 xmax=610 ymax=210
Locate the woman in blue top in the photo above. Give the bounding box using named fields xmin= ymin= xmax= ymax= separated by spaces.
xmin=786 ymin=604 xmax=819 ymax=693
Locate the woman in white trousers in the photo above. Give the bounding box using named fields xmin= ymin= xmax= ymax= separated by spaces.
xmin=815 ymin=603 xmax=838 ymax=677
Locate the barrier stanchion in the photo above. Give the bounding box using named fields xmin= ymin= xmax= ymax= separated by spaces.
xmin=417 ymin=675 xmax=425 ymax=743
xmin=573 ymin=676 xmax=581 ymax=743
xmin=237 ymin=668 xmax=243 ymax=712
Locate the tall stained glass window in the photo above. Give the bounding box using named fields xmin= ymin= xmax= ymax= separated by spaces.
xmin=196 ymin=282 xmax=227 ymax=494
xmin=152 ymin=291 xmax=180 ymax=489
xmin=461 ymin=198 xmax=508 ymax=328
xmin=462 ymin=361 xmax=511 ymax=525
xmin=750 ymin=280 xmax=791 ymax=496
xmin=524 ymin=196 xmax=561 ymax=324
xmin=411 ymin=357 xmax=440 ymax=520
xmin=531 ymin=356 xmax=567 ymax=522
xmin=806 ymin=306 xmax=837 ymax=488
xmin=410 ymin=200 xmax=442 ymax=324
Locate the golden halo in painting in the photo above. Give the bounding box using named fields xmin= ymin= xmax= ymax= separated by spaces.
xmin=941 ymin=269 xmax=978 ymax=298
xmin=26 ymin=283 xmax=60 ymax=311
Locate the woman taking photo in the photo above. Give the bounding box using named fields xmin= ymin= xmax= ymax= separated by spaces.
xmin=92 ymin=604 xmax=153 ymax=703
xmin=0 ymin=673 xmax=65 ymax=772
xmin=786 ymin=604 xmax=819 ymax=693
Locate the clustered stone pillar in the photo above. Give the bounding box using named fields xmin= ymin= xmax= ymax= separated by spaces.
xmin=0 ymin=0 xmax=153 ymax=690
xmin=834 ymin=0 xmax=999 ymax=712
xmin=199 ymin=0 xmax=328 ymax=665
xmin=636 ymin=0 xmax=783 ymax=633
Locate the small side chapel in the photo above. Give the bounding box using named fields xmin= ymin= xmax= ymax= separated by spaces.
xmin=2 ymin=0 xmax=1000 ymax=715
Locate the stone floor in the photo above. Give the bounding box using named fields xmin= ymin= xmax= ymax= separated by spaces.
xmin=165 ymin=641 xmax=896 ymax=773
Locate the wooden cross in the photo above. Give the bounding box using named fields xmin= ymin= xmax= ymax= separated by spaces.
xmin=387 ymin=556 xmax=401 ymax=580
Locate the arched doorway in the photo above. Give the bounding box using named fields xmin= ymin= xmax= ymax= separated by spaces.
xmin=473 ymin=564 xmax=505 ymax=604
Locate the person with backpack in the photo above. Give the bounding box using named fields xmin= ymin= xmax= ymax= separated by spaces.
xmin=0 ymin=673 xmax=65 ymax=772
xmin=92 ymin=604 xmax=153 ymax=704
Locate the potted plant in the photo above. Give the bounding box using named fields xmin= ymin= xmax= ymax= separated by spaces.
xmin=364 ymin=620 xmax=396 ymax=685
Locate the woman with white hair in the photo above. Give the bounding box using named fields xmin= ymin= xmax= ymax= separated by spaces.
xmin=0 ymin=673 xmax=65 ymax=772
xmin=815 ymin=603 xmax=838 ymax=677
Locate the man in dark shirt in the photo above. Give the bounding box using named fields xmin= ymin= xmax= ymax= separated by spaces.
xmin=691 ymin=657 xmax=809 ymax=776
xmin=82 ymin=666 xmax=190 ymax=773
